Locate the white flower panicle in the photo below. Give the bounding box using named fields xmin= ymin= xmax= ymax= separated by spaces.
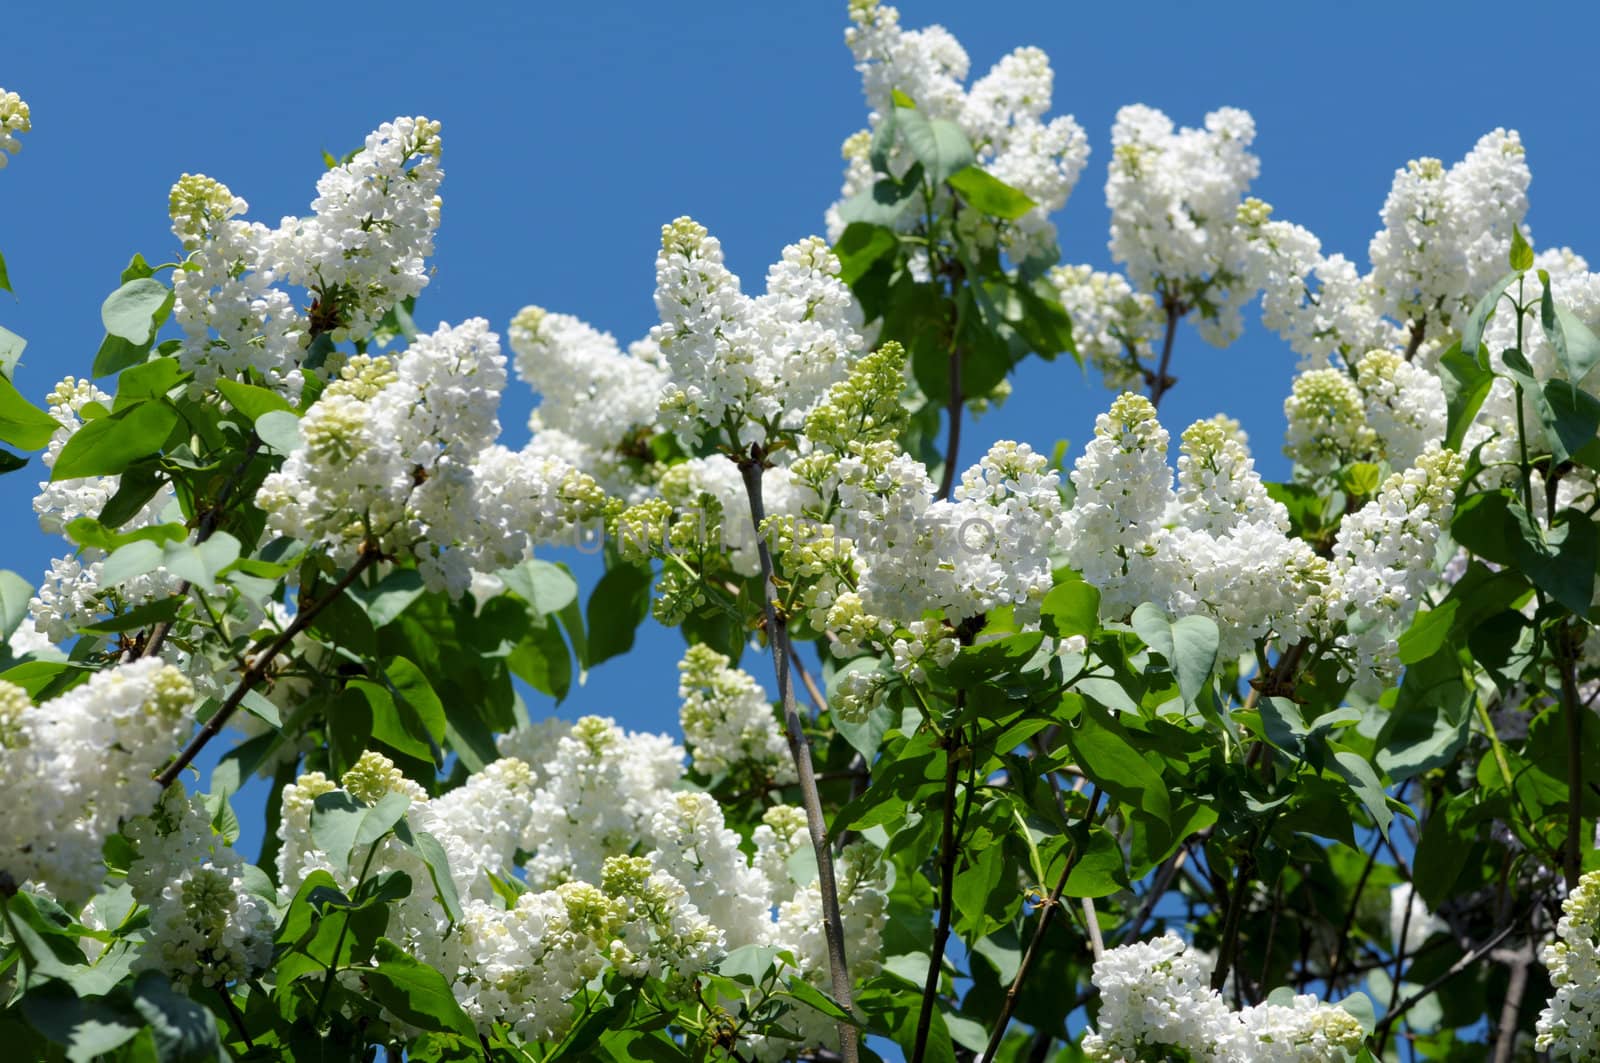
xmin=270 ymin=116 xmax=443 ymax=340
xmin=169 ymin=173 xmax=309 ymax=398
xmin=0 ymin=89 xmax=30 ymax=166
xmin=1082 ymin=935 xmax=1364 ymax=1062
xmin=1062 ymin=393 xmax=1458 ymax=670
xmin=1239 ymin=199 xmax=1399 ymax=368
xmin=1106 ymin=105 xmax=1261 ymax=346
xmin=677 ymin=644 xmax=793 ymax=785
xmin=507 ymin=305 xmax=668 ymax=500
xmin=272 ymin=722 xmax=886 ymax=1059
xmin=123 ymin=788 xmax=273 ymax=988
xmin=256 ymin=319 xmax=606 ymax=594
xmin=1369 ymin=130 xmax=1529 ymax=333
xmin=1060 ymin=393 xmax=1178 ymax=619
xmin=840 ymin=440 xmax=1064 ymax=629
xmin=168 ymin=116 xmax=442 ymax=399
xmin=838 ymin=0 xmax=1089 ymax=257
xmin=1323 ymin=443 xmax=1464 ymax=684
xmin=0 ymin=662 xmax=194 ymax=903
xmin=29 ymin=378 xmax=183 ymax=641
xmin=652 ymin=219 xmax=865 ymax=448
xmin=519 ymin=715 xmax=686 ymax=888
xmin=1537 ymin=869 xmax=1600 ymax=1059
xmin=1049 ymin=265 xmax=1166 ymax=390
xmin=1282 ymin=352 xmax=1446 ymax=481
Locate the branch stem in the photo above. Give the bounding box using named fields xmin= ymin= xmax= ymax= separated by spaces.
xmin=1147 ymin=297 xmax=1182 ymax=408
xmin=738 ymin=454 xmax=857 ymax=1063
xmin=980 ymin=789 xmax=1105 ymax=1063
xmin=155 ymin=547 xmax=379 ymax=788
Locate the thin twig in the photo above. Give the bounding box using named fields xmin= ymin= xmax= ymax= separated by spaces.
xmin=789 ymin=643 xmax=829 ymax=717
xmin=738 ymin=454 xmax=858 ymax=1063
xmin=1558 ymin=619 xmax=1585 ymax=890
xmin=1082 ymin=896 xmax=1105 ymax=961
xmin=1212 ymin=840 xmax=1257 ymax=994
xmin=155 ymin=547 xmax=379 ymax=787
xmin=1372 ymin=899 xmax=1540 ymax=1042
xmin=133 ymin=436 xmax=267 ymax=662
xmin=936 ymin=346 xmax=963 ymax=501
xmin=1119 ymin=841 xmax=1195 ymax=945
xmin=1328 ymin=833 xmax=1384 ymax=994
xmin=1402 ymin=318 xmax=1427 ymax=362
xmin=980 ymin=789 xmax=1105 ymax=1063
xmin=1147 ymin=297 xmax=1182 ymax=408
xmin=1379 ymin=881 xmax=1418 ymax=1054
xmin=1491 ymin=943 xmax=1533 ymax=1063
xmin=911 ymin=726 xmax=968 ymax=1063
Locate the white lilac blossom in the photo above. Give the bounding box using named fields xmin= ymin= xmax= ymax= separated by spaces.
xmin=169 ymin=117 xmax=442 ymax=399
xmin=267 ymin=116 xmax=443 ymax=340
xmin=0 ymin=661 xmax=194 ymax=903
xmin=1082 ymin=935 xmax=1364 ymax=1062
xmin=1322 ymin=443 xmax=1464 ymax=686
xmin=1156 ymin=417 xmax=1318 ymax=660
xmin=0 ymin=88 xmax=30 ymax=165
xmin=837 ymin=0 xmax=1089 ymax=259
xmin=1048 ymin=265 xmax=1167 ymax=391
xmin=507 ymin=306 xmax=668 ymax=502
xmin=1105 ymin=104 xmax=1261 ymax=347
xmin=1061 ymin=393 xmax=1459 ymax=673
xmin=273 ymin=725 xmax=888 ymax=1058
xmin=647 ymin=791 xmax=774 ymax=951
xmin=123 ymin=788 xmax=273 ymax=988
xmin=1239 ymin=199 xmax=1400 ymax=369
xmin=1281 ymin=351 xmax=1444 ymax=479
xmin=1368 ymin=129 xmax=1529 ymax=335
xmin=652 ymin=219 xmax=865 ymax=449
xmin=169 ymin=173 xmax=310 ymax=399
xmin=256 ymin=319 xmax=607 ymax=595
xmin=840 ymin=440 xmax=1064 ymax=629
xmin=1241 ymin=130 xmax=1529 ymax=375
xmin=29 ymin=378 xmax=184 ymax=641
xmin=677 ymin=644 xmax=793 ymax=785
xmin=518 ymin=715 xmax=686 ymax=889
xmin=1058 ymin=393 xmax=1181 ymax=620
xmin=1536 ymin=869 xmax=1600 ymax=1059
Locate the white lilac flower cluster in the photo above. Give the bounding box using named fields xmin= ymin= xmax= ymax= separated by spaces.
xmin=1107 ymin=106 xmax=1261 ymax=343
xmin=1060 ymin=393 xmax=1463 ymax=681
xmin=507 ymin=306 xmax=669 ymax=502
xmin=833 ymin=439 xmax=1065 ymax=634
xmin=1471 ymin=248 xmax=1600 ymax=479
xmin=1282 ymin=351 xmax=1446 ymax=480
xmin=1367 ymin=130 xmax=1530 ymax=335
xmin=652 ymin=218 xmax=865 ymax=449
xmin=0 ymin=661 xmax=193 ymax=903
xmin=0 ymin=88 xmax=30 ymax=166
xmin=169 ymin=116 xmax=442 ymax=399
xmin=1537 ymin=869 xmax=1600 ymax=1059
xmin=122 ymin=787 xmax=274 ymax=988
xmin=1242 ymin=130 xmax=1529 ymax=371
xmin=27 ymin=378 xmax=185 ymax=641
xmin=834 ymin=0 xmax=1091 ymax=260
xmin=272 ymin=722 xmax=887 ymax=1057
xmin=255 ymin=318 xmax=608 ymax=595
xmin=677 ymin=643 xmax=794 ymax=785
xmin=1081 ymin=934 xmax=1364 ymax=1062
xmin=1049 ymin=265 xmax=1167 ymax=392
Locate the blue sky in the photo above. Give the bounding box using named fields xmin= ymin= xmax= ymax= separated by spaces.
xmin=5 ymin=3 xmax=1600 ymax=818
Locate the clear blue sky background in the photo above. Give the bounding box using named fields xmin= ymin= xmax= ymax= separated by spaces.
xmin=5 ymin=3 xmax=1600 ymax=846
